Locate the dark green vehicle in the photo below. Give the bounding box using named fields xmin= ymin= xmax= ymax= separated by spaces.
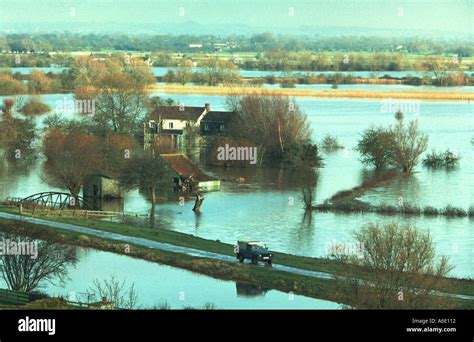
xmin=235 ymin=240 xmax=273 ymax=265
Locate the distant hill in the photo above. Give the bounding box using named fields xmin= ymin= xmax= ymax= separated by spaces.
xmin=1 ymin=21 xmax=471 ymax=40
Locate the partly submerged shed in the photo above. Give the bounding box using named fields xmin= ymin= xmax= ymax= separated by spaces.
xmin=160 ymin=154 xmax=220 ymax=192
xmin=83 ymin=175 xmax=123 ymax=199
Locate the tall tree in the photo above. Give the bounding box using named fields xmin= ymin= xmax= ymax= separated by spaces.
xmin=119 ymin=148 xmax=172 ymax=226
xmin=71 ymin=57 xmax=154 ymax=136
xmin=97 ymin=134 xmax=139 ymax=179
xmin=227 ymin=93 xmax=313 ymax=165
xmin=390 ymin=119 xmax=428 ymax=172
xmin=356 ymin=126 xmax=396 ymax=169
xmin=42 ymin=129 xmax=100 ymax=204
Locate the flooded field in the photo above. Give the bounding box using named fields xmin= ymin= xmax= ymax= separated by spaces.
xmin=4 ymin=66 xmax=474 ymax=80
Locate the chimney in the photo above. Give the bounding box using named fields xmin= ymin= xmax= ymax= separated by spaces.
xmin=2 ymin=99 xmax=15 ymax=119
xmin=196 ymin=103 xmax=210 ymax=127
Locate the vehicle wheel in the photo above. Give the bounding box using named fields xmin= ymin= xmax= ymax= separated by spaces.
xmin=252 ymin=256 xmax=258 ymax=265
xmin=238 ymin=254 xmax=244 ymax=263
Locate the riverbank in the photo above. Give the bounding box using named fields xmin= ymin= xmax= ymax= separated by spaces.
xmin=149 ymin=84 xmax=474 ymax=101
xmin=0 ymin=208 xmax=473 ymax=309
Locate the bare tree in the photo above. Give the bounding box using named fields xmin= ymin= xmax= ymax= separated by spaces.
xmin=72 ymin=57 xmax=154 ymax=135
xmin=227 ymin=93 xmax=313 ymax=165
xmin=423 ymin=57 xmax=456 ymax=86
xmin=42 ymin=128 xmax=100 ymax=204
xmin=87 ymin=275 xmax=139 ymax=309
xmin=119 ymin=148 xmax=172 ymax=226
xmin=0 ymin=234 xmax=78 ymax=293
xmin=333 ymin=222 xmax=454 ymax=309
xmin=390 ymin=119 xmax=428 ymax=172
xmin=294 ymin=161 xmax=318 ymax=210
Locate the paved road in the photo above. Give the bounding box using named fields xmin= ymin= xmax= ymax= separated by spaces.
xmin=0 ymin=212 xmax=334 ymax=280
xmin=1 ymin=211 xmax=472 ymax=301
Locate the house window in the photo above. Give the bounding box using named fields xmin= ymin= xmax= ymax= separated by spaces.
xmin=169 ymin=122 xmax=174 ymax=129
xmin=204 ymin=123 xmax=210 ymax=131
xmin=149 ymin=120 xmax=157 ymax=133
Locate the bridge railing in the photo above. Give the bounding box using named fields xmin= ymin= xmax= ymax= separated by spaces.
xmin=0 ymin=289 xmax=31 ymax=306
xmin=17 ymin=207 xmax=123 ymax=218
xmin=4 ymin=197 xmax=23 ymax=206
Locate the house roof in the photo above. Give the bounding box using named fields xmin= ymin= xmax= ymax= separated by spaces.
xmin=151 ymin=106 xmax=205 ymax=121
xmin=150 ymin=106 xmax=235 ymax=123
xmin=160 ymin=154 xmax=215 ymax=181
xmin=201 ymin=111 xmax=235 ymax=123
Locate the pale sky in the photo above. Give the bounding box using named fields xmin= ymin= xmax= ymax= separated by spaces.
xmin=0 ymin=0 xmax=472 ymax=35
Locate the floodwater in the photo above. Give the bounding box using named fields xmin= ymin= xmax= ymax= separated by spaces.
xmin=0 ymin=245 xmax=340 ymax=309
xmin=263 ymin=83 xmax=474 ymax=92
xmin=0 ymin=92 xmax=473 ymax=278
xmin=4 ymin=66 xmax=474 ymax=80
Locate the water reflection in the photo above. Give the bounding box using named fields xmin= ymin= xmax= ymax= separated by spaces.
xmin=83 ymin=197 xmax=124 ymax=212
xmin=0 ymin=158 xmax=43 ymax=200
xmin=38 ymin=248 xmax=339 ymax=309
xmin=194 ymin=210 xmax=202 ymax=229
xmin=359 ymin=171 xmax=421 ymax=206
xmin=290 ymin=211 xmax=316 ymax=253
xmin=236 ymin=282 xmax=269 ymax=297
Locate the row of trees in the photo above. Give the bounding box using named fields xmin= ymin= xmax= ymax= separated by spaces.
xmin=243 ymin=51 xmax=408 ymax=72
xmin=0 ymin=70 xmax=73 ymax=95
xmin=163 ymin=59 xmax=240 ymax=86
xmin=1 ymin=32 xmax=472 ymax=56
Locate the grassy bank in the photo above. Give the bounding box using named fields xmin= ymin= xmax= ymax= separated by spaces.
xmin=0 ymin=219 xmax=473 ymax=309
xmin=0 ymin=207 xmax=473 ymax=301
xmin=314 ymin=170 xmax=474 ymax=218
xmin=315 ymin=201 xmax=474 ymax=218
xmin=327 ymin=171 xmax=402 ymax=203
xmin=149 ymin=84 xmax=474 ymax=101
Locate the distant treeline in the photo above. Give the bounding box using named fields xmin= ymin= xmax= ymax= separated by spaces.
xmin=1 ymin=65 xmax=472 ymax=97
xmin=1 ymin=32 xmax=473 ymax=56
xmin=161 ymin=71 xmax=473 ymax=87
xmin=1 ymin=50 xmax=473 ymax=75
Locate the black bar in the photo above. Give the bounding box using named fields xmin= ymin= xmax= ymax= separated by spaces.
xmin=0 ymin=310 xmax=472 ymax=341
